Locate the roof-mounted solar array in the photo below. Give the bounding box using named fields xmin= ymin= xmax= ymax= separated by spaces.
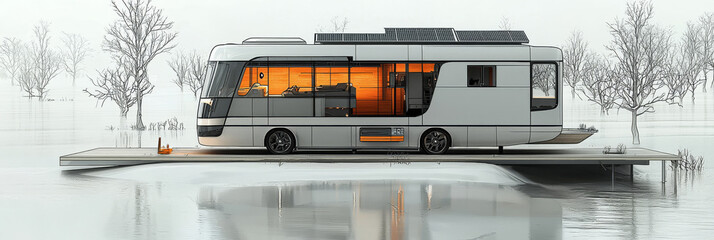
xmin=314 ymin=28 xmax=529 ymax=45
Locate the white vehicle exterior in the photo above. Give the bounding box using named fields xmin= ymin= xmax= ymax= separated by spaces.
xmin=197 ymin=28 xmax=563 ymax=154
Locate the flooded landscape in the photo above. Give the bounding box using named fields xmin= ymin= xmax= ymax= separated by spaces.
xmin=0 ymin=83 xmax=713 ymax=239
xmin=2 ymin=0 xmax=714 ymax=239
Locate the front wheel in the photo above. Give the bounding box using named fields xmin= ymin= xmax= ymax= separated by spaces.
xmin=421 ymin=129 xmax=450 ymax=154
xmin=266 ymin=129 xmax=295 ymax=154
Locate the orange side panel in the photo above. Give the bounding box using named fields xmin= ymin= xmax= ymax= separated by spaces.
xmin=360 ymin=136 xmax=404 ymax=142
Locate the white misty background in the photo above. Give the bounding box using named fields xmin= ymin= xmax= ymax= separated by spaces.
xmin=0 ymin=0 xmax=712 ymax=147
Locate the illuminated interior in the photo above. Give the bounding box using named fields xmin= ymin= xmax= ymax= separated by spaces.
xmin=235 ymin=62 xmax=438 ymax=117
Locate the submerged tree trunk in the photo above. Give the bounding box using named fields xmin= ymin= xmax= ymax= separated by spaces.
xmin=703 ymin=72 xmax=708 ymax=92
xmin=136 ymin=92 xmax=144 ymax=130
xmin=631 ymin=111 xmax=640 ymax=145
xmin=709 ymin=69 xmax=713 ymax=91
xmin=571 ymin=87 xmax=576 ymax=99
xmin=120 ymin=106 xmax=128 ymax=117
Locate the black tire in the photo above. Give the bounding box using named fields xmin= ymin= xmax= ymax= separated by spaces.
xmin=421 ymin=129 xmax=450 ymax=154
xmin=265 ymin=129 xmax=295 ymax=154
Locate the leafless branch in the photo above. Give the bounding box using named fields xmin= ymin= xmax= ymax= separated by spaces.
xmin=578 ymin=55 xmax=618 ymax=115
xmin=30 ymin=21 xmax=62 ymax=100
xmin=84 ymin=58 xmax=137 ymax=117
xmin=186 ymin=51 xmax=207 ymax=98
xmin=665 ymin=22 xmax=705 ymax=104
xmin=17 ymin=49 xmax=36 ymax=97
xmin=103 ymin=0 xmax=177 ymax=129
xmin=0 ymin=37 xmax=24 ymax=86
xmin=532 ymin=64 xmax=556 ymax=96
xmin=499 ymin=17 xmax=512 ymax=30
xmin=563 ymin=30 xmax=593 ymax=98
xmin=167 ymin=51 xmax=189 ymax=92
xmin=697 ymin=12 xmax=714 ymax=90
xmin=317 ymin=16 xmax=349 ymax=33
xmin=60 ymin=32 xmax=90 ymax=85
xmin=606 ymin=0 xmax=672 ymax=144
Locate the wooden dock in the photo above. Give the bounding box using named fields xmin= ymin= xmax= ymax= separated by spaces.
xmin=60 ymin=147 xmax=679 ymax=167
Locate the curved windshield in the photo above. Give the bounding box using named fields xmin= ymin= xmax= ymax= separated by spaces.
xmin=201 ymin=61 xmax=246 ymax=98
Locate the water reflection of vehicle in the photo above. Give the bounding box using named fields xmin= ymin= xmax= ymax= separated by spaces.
xmin=197 ymin=180 xmax=562 ymax=239
xmin=197 ymin=28 xmax=563 ymax=154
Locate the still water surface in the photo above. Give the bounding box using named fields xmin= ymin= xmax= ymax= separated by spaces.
xmin=0 ymin=84 xmax=712 ymax=239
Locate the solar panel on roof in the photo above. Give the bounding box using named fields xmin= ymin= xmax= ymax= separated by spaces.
xmin=343 ymin=33 xmax=367 ymax=41
xmin=508 ymin=31 xmax=530 ymax=43
xmin=367 ymin=33 xmax=393 ymax=41
xmin=484 ymin=31 xmax=512 ymax=42
xmin=315 ymin=33 xmax=342 ymax=42
xmin=455 ymin=30 xmax=531 ymax=43
xmin=435 ymin=28 xmax=455 ymax=41
xmin=314 ymin=28 xmax=529 ymax=44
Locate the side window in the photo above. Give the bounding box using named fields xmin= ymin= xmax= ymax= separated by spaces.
xmin=467 ymin=65 xmax=496 ymax=87
xmin=531 ymin=63 xmax=558 ymax=110
xmin=236 ymin=61 xmax=268 ymax=97
xmin=350 ymin=63 xmax=405 ymax=116
xmin=315 ymin=62 xmax=351 ymax=117
xmin=267 ymin=62 xmax=314 ymax=117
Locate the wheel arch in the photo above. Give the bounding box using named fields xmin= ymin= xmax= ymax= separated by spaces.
xmin=263 ymin=127 xmax=297 ymax=148
xmin=419 ymin=128 xmax=453 ymax=149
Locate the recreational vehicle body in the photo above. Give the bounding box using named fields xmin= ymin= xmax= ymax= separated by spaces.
xmin=197 ymin=28 xmax=563 ymax=154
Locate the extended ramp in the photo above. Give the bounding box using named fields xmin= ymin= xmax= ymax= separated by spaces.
xmin=60 ymin=147 xmax=679 ymax=167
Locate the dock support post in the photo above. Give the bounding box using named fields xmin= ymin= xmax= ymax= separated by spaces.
xmin=661 ymin=160 xmax=666 ymax=183
xmin=611 ymin=164 xmax=615 ymax=189
xmin=630 ymin=164 xmax=634 ymax=182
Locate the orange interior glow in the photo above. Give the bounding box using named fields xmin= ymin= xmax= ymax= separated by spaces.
xmin=235 ymin=63 xmax=436 ymax=116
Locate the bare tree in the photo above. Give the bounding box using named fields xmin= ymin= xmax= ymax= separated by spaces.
xmin=532 ymin=64 xmax=556 ymax=96
xmin=0 ymin=37 xmax=23 ymax=86
xmin=186 ymin=51 xmax=207 ymax=98
xmin=698 ymin=13 xmax=714 ymax=91
xmin=579 ymin=55 xmax=618 ymax=114
xmin=563 ymin=30 xmax=593 ymax=98
xmin=84 ymin=59 xmax=137 ymax=117
xmin=104 ymin=0 xmax=177 ymax=130
xmin=167 ymin=51 xmax=188 ymax=92
xmin=317 ymin=16 xmax=349 ymax=32
xmin=30 ymin=21 xmax=62 ymax=100
xmin=666 ymin=23 xmax=704 ymax=103
xmin=663 ymin=59 xmax=689 ymax=105
xmin=499 ymin=17 xmax=512 ymax=30
xmin=607 ymin=0 xmax=673 ymax=145
xmin=17 ymin=51 xmax=36 ymax=97
xmin=60 ymin=32 xmax=90 ymax=85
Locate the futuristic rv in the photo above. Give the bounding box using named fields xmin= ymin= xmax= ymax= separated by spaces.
xmin=197 ymin=28 xmax=563 ymax=154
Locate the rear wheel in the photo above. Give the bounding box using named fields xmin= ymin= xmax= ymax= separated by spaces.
xmin=421 ymin=129 xmax=450 ymax=154
xmin=265 ymin=129 xmax=295 ymax=154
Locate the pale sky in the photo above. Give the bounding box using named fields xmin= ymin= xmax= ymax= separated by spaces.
xmin=0 ymin=0 xmax=711 ymax=88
